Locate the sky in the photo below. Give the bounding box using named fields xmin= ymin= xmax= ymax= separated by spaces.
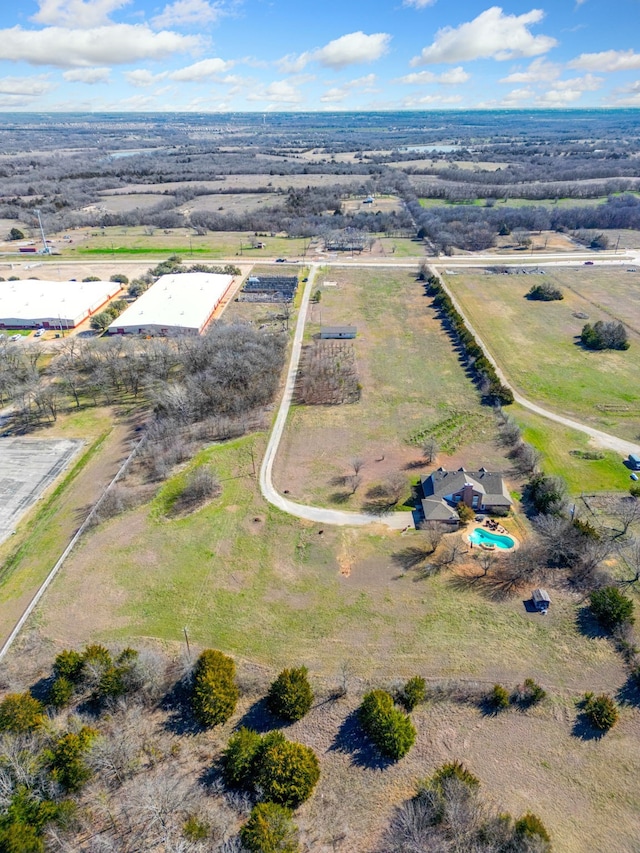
xmin=0 ymin=0 xmax=639 ymax=111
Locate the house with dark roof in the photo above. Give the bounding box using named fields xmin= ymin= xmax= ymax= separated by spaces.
xmin=420 ymin=467 xmax=512 ymax=523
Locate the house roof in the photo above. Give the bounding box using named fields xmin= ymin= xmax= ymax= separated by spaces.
xmin=421 ymin=498 xmax=459 ymax=521
xmin=422 ymin=467 xmax=511 ymax=507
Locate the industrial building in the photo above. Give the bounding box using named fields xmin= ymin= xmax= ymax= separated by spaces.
xmin=108 ymin=272 xmax=233 ymax=336
xmin=0 ymin=279 xmax=122 ymax=330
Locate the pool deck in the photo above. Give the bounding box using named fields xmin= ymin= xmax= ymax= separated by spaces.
xmin=467 ymin=522 xmax=518 ymax=552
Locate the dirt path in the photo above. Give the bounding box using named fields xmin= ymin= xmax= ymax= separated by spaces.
xmin=259 ymin=264 xmax=414 ymax=531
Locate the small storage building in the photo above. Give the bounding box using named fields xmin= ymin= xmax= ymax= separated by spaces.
xmin=320 ymin=326 xmax=357 ymax=339
xmin=532 ymin=588 xmax=551 ymax=613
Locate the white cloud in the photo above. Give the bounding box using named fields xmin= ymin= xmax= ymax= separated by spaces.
xmin=246 ymin=80 xmax=303 ymax=104
xmin=403 ymin=93 xmax=463 ymax=106
xmin=320 ymin=73 xmax=376 ymax=103
xmin=0 ymin=75 xmax=54 ymax=96
xmin=396 ymin=66 xmax=469 ymax=85
xmin=569 ymin=49 xmax=640 ymax=73
xmin=411 ymin=6 xmax=557 ymax=66
xmin=124 ymin=69 xmax=166 ymax=87
xmin=500 ymin=57 xmax=560 ymax=84
xmin=0 ymin=25 xmax=202 ymax=67
xmin=315 ymin=31 xmax=390 ymax=69
xmin=536 ymin=74 xmax=602 ymax=106
xmin=279 ymin=31 xmax=390 ymax=73
xmin=403 ymin=0 xmax=437 ymax=7
xmin=151 ymin=0 xmax=227 ymax=29
xmin=31 ymin=0 xmax=130 ymax=28
xmin=169 ymin=57 xmax=233 ymax=81
xmin=499 ymin=87 xmax=535 ymax=106
xmin=63 ymin=67 xmax=111 ymax=83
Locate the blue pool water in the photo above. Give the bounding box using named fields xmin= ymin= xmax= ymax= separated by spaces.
xmin=468 ymin=528 xmax=515 ymax=550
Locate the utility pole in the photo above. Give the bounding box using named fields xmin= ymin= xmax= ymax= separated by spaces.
xmin=183 ymin=626 xmax=191 ymax=659
xmin=34 ymin=209 xmax=49 ymax=254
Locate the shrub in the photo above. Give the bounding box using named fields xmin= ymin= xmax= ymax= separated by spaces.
xmin=173 ymin=468 xmax=221 ymax=513
xmin=110 ymin=273 xmax=129 ymax=285
xmin=0 ymin=693 xmax=45 ymax=733
xmin=456 ymin=503 xmax=475 ymax=525
xmin=582 ymin=692 xmax=619 ymax=731
xmin=267 ymin=667 xmax=314 ymax=722
xmin=254 ymin=732 xmax=320 ymax=808
xmin=8 ymin=228 xmax=25 ymax=241
xmin=526 ymin=283 xmax=563 ymax=301
xmin=515 ymin=812 xmax=551 ymax=842
xmin=513 ymin=678 xmax=546 ymax=708
xmin=45 ymin=727 xmax=97 ymax=792
xmin=240 ymin=802 xmax=299 ymax=853
xmin=191 ymin=649 xmax=238 ymax=727
xmin=630 ymin=483 xmax=640 ymax=498
xmin=222 ymin=727 xmax=262 ymax=788
xmin=431 ymin=761 xmax=480 ymax=790
xmin=488 ymin=684 xmax=510 ymax=712
xmin=397 ymin=676 xmax=426 ymax=712
xmin=48 ymin=677 xmax=74 ymax=710
xmin=590 ymin=586 xmax=634 ymax=631
xmin=527 ymin=472 xmax=567 ymax=515
xmin=183 ymin=815 xmax=210 ymax=841
xmin=358 ymin=690 xmax=417 ymax=760
xmin=53 ymin=649 xmax=85 ymax=683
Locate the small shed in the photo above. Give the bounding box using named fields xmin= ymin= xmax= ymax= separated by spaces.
xmin=629 ymin=453 xmax=640 ymax=471
xmin=320 ymin=325 xmax=357 ymax=339
xmin=532 ymin=588 xmax=551 ymax=613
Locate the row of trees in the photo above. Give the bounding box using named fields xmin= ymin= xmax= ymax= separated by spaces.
xmin=424 ymin=272 xmax=514 ymax=406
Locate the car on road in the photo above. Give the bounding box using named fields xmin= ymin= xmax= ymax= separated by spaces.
xmin=275 ymin=258 xmax=287 ymax=263
xmin=9 ymin=334 xmax=21 ymax=342
xmin=34 ymin=328 xmax=45 ymax=337
xmin=584 ymin=260 xmax=594 ymax=265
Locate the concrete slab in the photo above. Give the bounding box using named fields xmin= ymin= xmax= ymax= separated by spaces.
xmin=0 ymin=437 xmax=83 ymax=544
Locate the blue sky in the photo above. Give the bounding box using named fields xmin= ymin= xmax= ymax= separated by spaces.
xmin=0 ymin=0 xmax=639 ymax=111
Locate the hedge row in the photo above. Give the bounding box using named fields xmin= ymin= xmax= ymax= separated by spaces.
xmin=425 ymin=275 xmax=514 ymax=406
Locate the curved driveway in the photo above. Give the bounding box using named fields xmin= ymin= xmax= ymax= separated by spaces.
xmin=259 ymin=264 xmax=414 ymax=531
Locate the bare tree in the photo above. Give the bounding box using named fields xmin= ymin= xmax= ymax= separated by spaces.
xmin=422 ymin=438 xmax=439 ymax=465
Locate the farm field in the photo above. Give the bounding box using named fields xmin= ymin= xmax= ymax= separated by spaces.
xmin=274 ymin=267 xmax=512 ymax=510
xmin=100 ymin=173 xmax=368 ymax=194
xmin=442 ymin=267 xmax=640 ymax=442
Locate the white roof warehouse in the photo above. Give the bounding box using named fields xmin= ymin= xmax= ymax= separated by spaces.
xmin=108 ymin=272 xmax=234 ymax=336
xmin=0 ymin=279 xmax=123 ymax=329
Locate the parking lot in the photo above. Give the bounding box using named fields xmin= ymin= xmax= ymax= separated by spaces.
xmin=0 ymin=437 xmax=83 ymax=545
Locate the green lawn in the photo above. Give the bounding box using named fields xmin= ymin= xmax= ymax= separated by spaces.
xmin=511 ymin=404 xmax=631 ymax=494
xmin=444 ymin=269 xmax=640 ymax=442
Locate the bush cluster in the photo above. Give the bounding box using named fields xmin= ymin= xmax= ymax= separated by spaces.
xmin=50 ymin=644 xmax=145 ymax=708
xmin=526 ymin=282 xmax=564 ymax=301
xmin=397 ymin=676 xmax=427 ymax=712
xmin=425 ymin=275 xmax=513 ymax=405
xmin=580 ymin=320 xmax=629 ymax=350
xmin=90 ymin=298 xmax=128 ymax=332
xmin=0 ymin=693 xmax=45 ymax=734
xmin=191 ymin=649 xmax=238 ymax=727
xmin=358 ymin=690 xmax=417 ymax=760
xmin=223 ymin=729 xmax=320 ymax=808
xmin=267 ymin=667 xmax=314 ymax=722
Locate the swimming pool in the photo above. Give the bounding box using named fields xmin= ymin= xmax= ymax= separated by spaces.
xmin=468 ymin=527 xmax=515 ymax=550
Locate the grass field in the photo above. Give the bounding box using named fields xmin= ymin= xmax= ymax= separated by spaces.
xmin=443 ymin=268 xmax=640 ymax=442
xmin=510 ymin=404 xmax=631 ymax=494
xmin=275 ymin=267 xmax=509 ymax=509
xmin=418 ymin=193 xmax=640 ymax=209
